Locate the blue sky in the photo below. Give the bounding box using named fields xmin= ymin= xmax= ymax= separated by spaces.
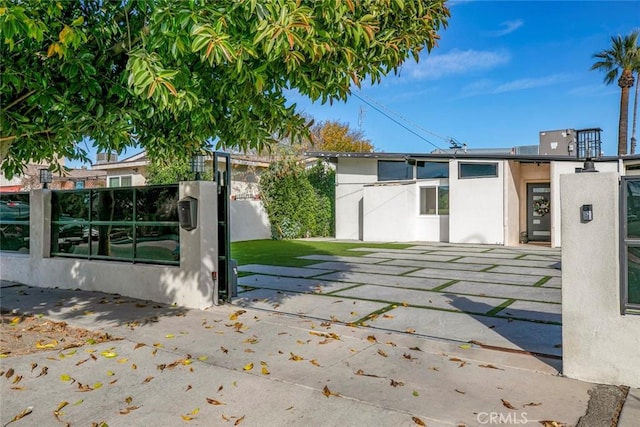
xmin=289 ymin=0 xmax=640 ymax=156
xmin=73 ymin=0 xmax=639 ymax=166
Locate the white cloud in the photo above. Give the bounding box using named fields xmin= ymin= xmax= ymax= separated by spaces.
xmin=403 ymin=49 xmax=510 ymax=80
xmin=488 ymin=20 xmax=524 ymax=37
xmin=461 ymin=74 xmax=571 ymax=97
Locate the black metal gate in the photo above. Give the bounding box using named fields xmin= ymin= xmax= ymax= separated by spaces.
xmin=214 ymin=152 xmax=232 ymax=302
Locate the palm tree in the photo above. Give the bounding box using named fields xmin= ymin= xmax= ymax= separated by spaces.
xmin=591 ymin=31 xmax=639 ymax=156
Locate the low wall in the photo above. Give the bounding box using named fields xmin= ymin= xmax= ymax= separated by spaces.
xmin=561 ymin=171 xmax=640 ymax=388
xmin=230 ymin=199 xmax=271 ymax=242
xmin=0 ymin=182 xmax=219 ymax=309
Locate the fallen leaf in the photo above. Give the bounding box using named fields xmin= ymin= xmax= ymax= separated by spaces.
xmin=310 ymin=359 xmax=321 ymax=367
xmin=229 ymin=310 xmax=246 ymax=320
xmin=367 ymin=335 xmax=377 ymax=343
xmin=539 ymin=421 xmax=566 ymax=427
xmin=5 ymin=368 xmax=14 ymax=378
xmin=142 ymin=376 xmax=154 ymax=384
xmin=100 ymin=350 xmax=117 ymax=358
xmin=409 ymin=346 xmax=422 ymax=352
xmin=261 ymin=366 xmax=270 ymax=375
xmin=390 ymin=379 xmax=404 ymax=387
xmin=117 ymin=358 xmax=128 ymax=364
xmin=354 ymin=369 xmax=383 ymax=378
xmin=119 ymin=405 xmax=140 ymax=415
xmin=221 ymin=346 xmax=229 ymax=354
xmin=243 ymin=362 xmax=253 ymax=371
xmin=412 ymin=390 xmax=419 ymax=397
xmin=412 ymin=416 xmax=426 ymax=426
xmin=30 ymin=363 xmax=37 ymax=372
xmin=8 ymin=407 xmax=33 ymax=424
xmin=459 ymin=344 xmax=472 ymax=349
xmin=134 ymin=343 xmax=145 ymax=350
xmin=377 ymin=349 xmax=388 ymax=358
xmin=207 ymin=398 xmax=225 ymax=405
xmin=322 ymin=385 xmax=332 ymax=398
xmin=382 ymin=314 xmax=394 ymax=318
xmin=406 ymin=328 xmax=416 ymax=334
xmin=60 ymin=374 xmax=72 ymax=382
xmin=73 ymin=399 xmax=84 ymax=406
xmin=479 ymin=364 xmax=503 ymax=370
xmin=165 ymin=334 xmax=175 ymax=339
xmin=501 ymin=399 xmax=517 ymax=410
xmin=181 ymin=415 xmax=194 ymax=421
xmin=244 ymin=337 xmax=259 ymax=344
xmin=455 ymin=388 xmax=466 ymax=394
xmin=234 ymin=415 xmax=245 ymax=425
xmin=36 ymin=340 xmax=58 ymax=349
xmin=289 ymin=353 xmax=304 ymax=361
xmin=12 ymin=375 xmax=22 ymax=384
xmin=403 ymin=353 xmax=415 ymax=360
xmin=93 ymin=382 xmax=103 ymax=389
xmin=524 ymin=402 xmax=542 ymax=407
xmin=198 ymin=356 xmax=208 ymax=361
xmin=402 ymin=301 xmax=409 ymax=307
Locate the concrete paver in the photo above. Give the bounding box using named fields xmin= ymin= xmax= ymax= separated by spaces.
xmin=408 ymin=267 xmax=544 ymax=286
xmin=314 ymin=271 xmax=449 ymax=290
xmin=232 ymin=288 xmax=389 ymax=323
xmin=304 ymin=261 xmax=418 ymax=275
xmin=332 ymin=284 xmax=509 ymax=314
xmin=490 ymin=265 xmax=562 ymax=277
xmin=499 ymin=300 xmax=562 ymax=323
xmin=358 ymin=251 xmax=461 ymax=262
xmin=238 ymin=265 xmax=333 ymax=278
xmin=238 ymin=274 xmax=352 ymax=294
xmin=378 ymin=258 xmax=493 ymax=272
xmin=445 ymin=281 xmax=562 ymax=303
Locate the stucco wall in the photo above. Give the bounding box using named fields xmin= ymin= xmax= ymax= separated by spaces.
xmin=335 ymin=158 xmax=377 ymax=240
xmin=449 ymin=160 xmax=504 ymax=244
xmin=0 ymin=183 xmax=219 ymax=309
xmin=362 ymin=182 xmax=415 ymax=241
xmin=561 ymin=171 xmax=640 ymax=388
xmin=504 ymin=161 xmax=521 ymax=246
xmin=551 ymin=161 xmax=619 ymax=247
xmin=230 ymin=199 xmax=271 ymax=242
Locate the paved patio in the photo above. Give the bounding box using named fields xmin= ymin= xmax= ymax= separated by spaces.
xmin=234 ymin=243 xmax=563 ymax=360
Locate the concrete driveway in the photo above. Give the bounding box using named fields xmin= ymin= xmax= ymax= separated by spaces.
xmin=234 ymin=242 xmax=563 ymax=362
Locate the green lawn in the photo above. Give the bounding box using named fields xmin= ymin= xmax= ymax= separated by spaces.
xmin=231 ymin=239 xmax=412 ymax=267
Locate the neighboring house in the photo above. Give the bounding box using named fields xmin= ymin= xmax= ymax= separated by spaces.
xmin=90 ymin=151 xmax=273 ymax=242
xmin=90 ymin=151 xmax=270 ymax=199
xmin=308 ymin=128 xmax=620 ymax=248
xmin=0 ymin=163 xmax=106 ymax=192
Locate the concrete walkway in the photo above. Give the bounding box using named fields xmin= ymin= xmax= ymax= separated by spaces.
xmin=1 ymin=242 xmax=638 ymax=426
xmin=236 ymin=243 xmax=563 ymax=360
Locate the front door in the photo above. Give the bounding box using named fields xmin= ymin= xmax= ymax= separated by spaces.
xmin=527 ymin=183 xmax=551 ymax=242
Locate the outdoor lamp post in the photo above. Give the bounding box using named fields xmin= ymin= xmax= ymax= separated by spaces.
xmin=190 ymin=154 xmax=206 ymax=181
xmin=39 ymin=168 xmax=52 ymax=189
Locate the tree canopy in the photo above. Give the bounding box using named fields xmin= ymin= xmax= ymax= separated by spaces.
xmin=0 ymin=0 xmax=449 ymax=178
xmin=311 ymin=120 xmax=374 ymax=152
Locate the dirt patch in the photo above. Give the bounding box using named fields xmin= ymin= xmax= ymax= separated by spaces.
xmin=0 ymin=312 xmax=113 ymax=357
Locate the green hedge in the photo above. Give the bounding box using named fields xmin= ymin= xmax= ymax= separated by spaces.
xmin=260 ymin=159 xmax=335 ymax=239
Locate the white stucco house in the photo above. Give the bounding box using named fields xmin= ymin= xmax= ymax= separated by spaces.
xmin=309 ymin=150 xmax=625 ymax=247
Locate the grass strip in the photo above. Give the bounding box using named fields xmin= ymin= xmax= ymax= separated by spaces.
xmin=533 ymin=276 xmax=552 ymax=287
xmin=481 ymin=265 xmax=498 ymax=272
xmin=231 ymin=240 xmax=412 ymax=267
xmin=354 ymin=304 xmax=399 ymax=325
xmin=485 ymin=299 xmax=516 ymax=316
xmin=431 ymin=280 xmax=459 ymax=292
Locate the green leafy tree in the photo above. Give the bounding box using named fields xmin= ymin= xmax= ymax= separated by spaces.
xmin=144 ymin=157 xmax=211 ymax=184
xmin=306 ymin=161 xmax=336 ymax=236
xmin=0 ymin=0 xmax=449 ymax=178
xmin=591 ymin=30 xmax=640 ymax=155
xmin=630 ymin=38 xmax=640 ymax=154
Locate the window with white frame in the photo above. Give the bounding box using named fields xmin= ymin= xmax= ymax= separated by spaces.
xmin=108 ymin=175 xmax=132 ymax=187
xmin=419 ymin=186 xmax=449 ymax=215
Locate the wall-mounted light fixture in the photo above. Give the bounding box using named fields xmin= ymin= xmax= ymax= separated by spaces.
xmin=190 ymin=154 xmax=206 ymax=181
xmin=39 ymin=168 xmax=52 ymax=189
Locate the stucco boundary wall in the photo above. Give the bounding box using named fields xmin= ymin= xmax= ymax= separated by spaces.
xmin=561 ymin=171 xmax=640 ymax=388
xmin=230 ymin=199 xmax=271 ymax=242
xmin=0 ymin=182 xmax=219 ymax=310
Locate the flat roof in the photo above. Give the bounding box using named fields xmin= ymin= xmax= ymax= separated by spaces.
xmin=305 ymin=151 xmax=621 ymax=163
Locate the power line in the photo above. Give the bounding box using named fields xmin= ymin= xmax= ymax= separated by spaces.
xmin=351 ymin=90 xmax=451 ymax=151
